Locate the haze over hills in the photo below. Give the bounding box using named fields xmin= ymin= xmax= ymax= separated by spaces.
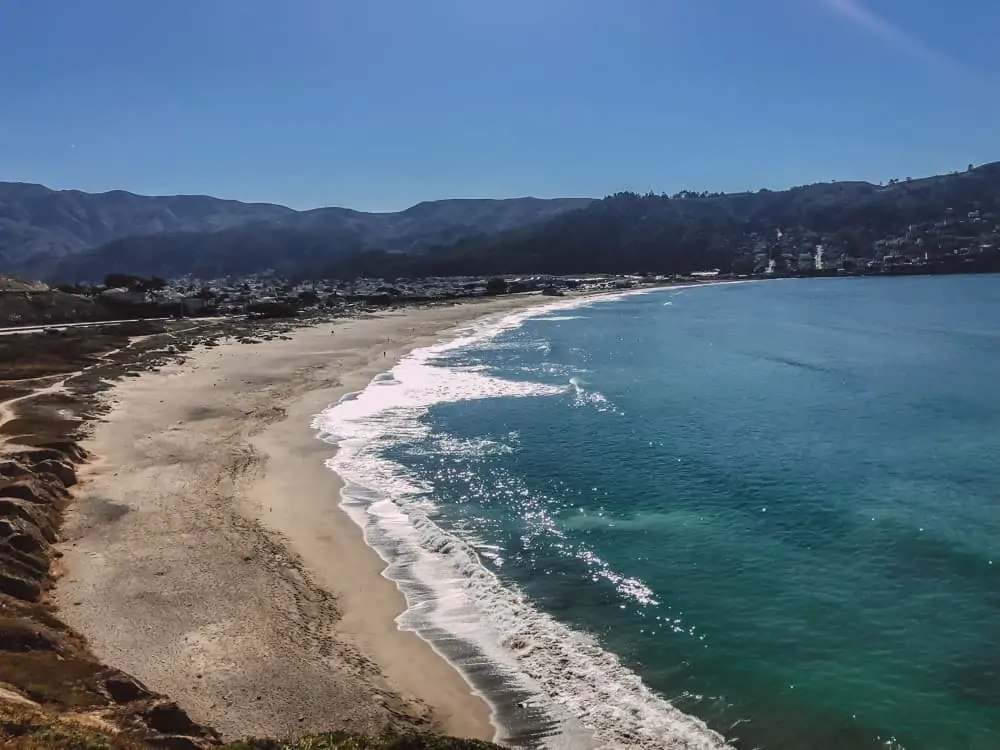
xmin=4 ymin=161 xmax=1000 ymax=283
xmin=39 ymin=160 xmax=1000 ymax=283
xmin=0 ymin=183 xmax=292 ymax=278
xmin=0 ymin=181 xmax=592 ymax=280
xmin=394 ymin=161 xmax=1000 ymax=278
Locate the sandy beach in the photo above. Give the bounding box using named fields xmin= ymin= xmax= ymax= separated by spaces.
xmin=56 ymin=296 xmax=555 ymax=743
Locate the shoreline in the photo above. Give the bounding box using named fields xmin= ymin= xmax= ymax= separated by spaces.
xmin=311 ymin=286 xmax=734 ymax=750
xmin=55 ymin=296 xmax=560 ymax=743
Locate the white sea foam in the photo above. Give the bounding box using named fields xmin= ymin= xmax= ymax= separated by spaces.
xmin=568 ymin=376 xmax=621 ymax=415
xmin=313 ymin=290 xmax=732 ymax=750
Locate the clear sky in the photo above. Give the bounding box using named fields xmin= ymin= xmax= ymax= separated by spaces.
xmin=2 ymin=0 xmax=997 ymax=211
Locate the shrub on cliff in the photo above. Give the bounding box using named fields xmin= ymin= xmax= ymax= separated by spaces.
xmin=0 ymin=702 xmax=503 ymax=750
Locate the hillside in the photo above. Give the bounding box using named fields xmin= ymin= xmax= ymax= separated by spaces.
xmin=15 ymin=161 xmax=1000 ymax=283
xmin=316 ymin=162 xmax=1000 ymax=278
xmin=0 ymin=183 xmax=294 ymax=279
xmin=0 ymin=275 xmax=112 ymax=326
xmin=0 ymin=181 xmax=591 ymax=280
xmin=0 ymin=275 xmax=49 ymax=292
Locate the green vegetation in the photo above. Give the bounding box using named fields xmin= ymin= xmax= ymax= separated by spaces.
xmin=41 ymin=161 xmax=1000 ymax=282
xmin=0 ymin=180 xmax=588 ymax=282
xmin=0 ymin=702 xmax=133 ymax=750
xmin=225 ymin=734 xmax=501 ymax=750
xmin=387 ymin=161 xmax=1000 ymax=277
xmin=0 ymin=702 xmax=501 ymax=750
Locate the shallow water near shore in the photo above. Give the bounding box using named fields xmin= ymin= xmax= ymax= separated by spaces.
xmin=316 ymin=276 xmax=1000 ymax=749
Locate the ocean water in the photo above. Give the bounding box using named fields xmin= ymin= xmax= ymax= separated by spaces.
xmin=314 ymin=276 xmax=1000 ymax=750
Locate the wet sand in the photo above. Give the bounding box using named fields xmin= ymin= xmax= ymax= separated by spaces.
xmin=57 ymin=297 xmax=553 ymax=742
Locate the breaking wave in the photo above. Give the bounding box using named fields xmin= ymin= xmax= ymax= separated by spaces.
xmin=312 ymin=290 xmax=731 ymax=749
xmin=569 ymin=376 xmax=621 ymax=415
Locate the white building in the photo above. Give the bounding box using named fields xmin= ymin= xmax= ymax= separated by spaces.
xmin=814 ymin=245 xmax=838 ymax=271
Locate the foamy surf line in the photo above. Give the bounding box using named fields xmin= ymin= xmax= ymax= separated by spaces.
xmin=313 ymin=290 xmax=734 ymax=749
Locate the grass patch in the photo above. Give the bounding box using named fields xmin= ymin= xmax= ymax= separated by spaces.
xmin=0 ymin=702 xmax=138 ymax=750
xmin=0 ymin=703 xmax=504 ymax=750
xmin=223 ymin=735 xmax=501 ymax=750
xmin=0 ymin=651 xmax=105 ymax=709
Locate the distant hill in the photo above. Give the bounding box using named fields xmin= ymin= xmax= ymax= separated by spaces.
xmin=0 ymin=183 xmax=295 ymax=279
xmin=56 ymin=224 xmax=370 ymax=281
xmin=318 ymin=162 xmax=1000 ymax=279
xmin=0 ymin=181 xmax=592 ymax=281
xmin=9 ymin=161 xmax=1000 ymax=282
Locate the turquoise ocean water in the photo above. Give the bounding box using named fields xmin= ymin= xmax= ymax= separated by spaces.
xmin=315 ymin=276 xmax=1000 ymax=749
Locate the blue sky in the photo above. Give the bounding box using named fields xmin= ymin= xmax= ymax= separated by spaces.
xmin=1 ymin=0 xmax=997 ymax=211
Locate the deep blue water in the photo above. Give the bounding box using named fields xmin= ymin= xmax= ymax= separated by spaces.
xmin=319 ymin=276 xmax=1000 ymax=749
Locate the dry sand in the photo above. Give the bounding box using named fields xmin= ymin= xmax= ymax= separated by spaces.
xmin=56 ymin=296 xmax=556 ymax=743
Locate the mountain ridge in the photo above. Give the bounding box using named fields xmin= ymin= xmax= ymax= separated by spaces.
xmin=313 ymin=160 xmax=1000 ymax=279
xmin=7 ymin=160 xmax=999 ymax=283
xmin=0 ymin=181 xmax=593 ymax=280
